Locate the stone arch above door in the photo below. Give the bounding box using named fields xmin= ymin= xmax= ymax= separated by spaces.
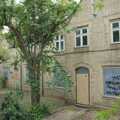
xmin=74 ymin=62 xmax=93 ymax=72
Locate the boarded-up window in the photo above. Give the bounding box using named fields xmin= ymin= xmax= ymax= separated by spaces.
xmin=103 ymin=67 xmax=120 ymax=96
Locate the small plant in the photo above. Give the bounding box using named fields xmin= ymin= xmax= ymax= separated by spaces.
xmin=111 ymin=100 xmax=120 ymax=115
xmin=30 ymin=104 xmax=50 ymax=120
xmin=96 ymin=110 xmax=111 ymax=120
xmin=96 ymin=100 xmax=120 ymax=120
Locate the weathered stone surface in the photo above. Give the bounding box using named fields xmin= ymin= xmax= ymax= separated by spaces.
xmin=52 ymin=0 xmax=120 ymax=105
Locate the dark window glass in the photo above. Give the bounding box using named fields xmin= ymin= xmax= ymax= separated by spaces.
xmin=82 ymin=29 xmax=87 ymax=34
xmin=76 ymin=30 xmax=80 ymax=35
xmin=4 ymin=69 xmax=10 ymax=80
xmin=61 ymin=35 xmax=63 ymax=40
xmin=56 ymin=42 xmax=59 ymax=50
xmin=52 ymin=66 xmax=65 ymax=87
xmin=56 ymin=36 xmax=59 ymax=40
xmin=83 ymin=36 xmax=88 ymax=45
xmin=76 ymin=37 xmax=81 ymax=46
xmin=112 ymin=22 xmax=119 ymax=29
xmin=113 ymin=31 xmax=119 ymax=42
xmin=61 ymin=41 xmax=64 ymax=50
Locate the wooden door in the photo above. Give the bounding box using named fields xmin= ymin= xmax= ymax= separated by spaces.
xmin=76 ymin=68 xmax=89 ymax=104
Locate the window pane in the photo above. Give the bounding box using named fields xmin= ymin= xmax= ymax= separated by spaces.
xmin=61 ymin=35 xmax=63 ymax=40
xmin=112 ymin=22 xmax=119 ymax=29
xmin=76 ymin=37 xmax=81 ymax=46
xmin=83 ymin=36 xmax=88 ymax=46
xmin=61 ymin=41 xmax=64 ymax=50
xmin=76 ymin=67 xmax=89 ymax=74
xmin=56 ymin=36 xmax=59 ymax=40
xmin=4 ymin=68 xmax=10 ymax=80
xmin=76 ymin=30 xmax=80 ymax=35
xmin=56 ymin=42 xmax=59 ymax=50
xmin=113 ymin=31 xmax=119 ymax=42
xmin=82 ymin=29 xmax=87 ymax=34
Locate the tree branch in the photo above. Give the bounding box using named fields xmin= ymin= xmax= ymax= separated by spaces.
xmin=7 ymin=23 xmax=29 ymax=60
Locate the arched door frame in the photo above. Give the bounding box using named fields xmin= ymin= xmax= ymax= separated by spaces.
xmin=75 ymin=66 xmax=90 ymax=105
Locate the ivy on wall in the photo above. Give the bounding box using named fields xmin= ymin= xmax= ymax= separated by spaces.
xmin=48 ymin=61 xmax=73 ymax=94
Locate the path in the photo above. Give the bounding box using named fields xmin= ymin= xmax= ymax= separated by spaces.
xmin=44 ymin=106 xmax=96 ymax=120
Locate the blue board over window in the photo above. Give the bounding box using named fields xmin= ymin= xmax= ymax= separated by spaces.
xmin=103 ymin=67 xmax=120 ymax=96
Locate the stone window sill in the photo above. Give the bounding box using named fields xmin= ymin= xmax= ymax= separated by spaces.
xmin=110 ymin=43 xmax=120 ymax=49
xmin=103 ymin=95 xmax=120 ymax=100
xmin=74 ymin=46 xmax=89 ymax=52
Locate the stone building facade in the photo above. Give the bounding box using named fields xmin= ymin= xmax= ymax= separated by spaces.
xmin=53 ymin=0 xmax=120 ymax=105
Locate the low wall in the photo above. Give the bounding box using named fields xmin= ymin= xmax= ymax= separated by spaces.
xmin=6 ymin=80 xmax=65 ymax=100
xmin=44 ymin=87 xmax=65 ymax=100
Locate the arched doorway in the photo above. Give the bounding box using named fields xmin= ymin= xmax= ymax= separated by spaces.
xmin=76 ymin=67 xmax=90 ymax=105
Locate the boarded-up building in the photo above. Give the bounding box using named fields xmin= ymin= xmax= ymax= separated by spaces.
xmin=53 ymin=0 xmax=120 ymax=106
xmin=3 ymin=0 xmax=120 ymax=106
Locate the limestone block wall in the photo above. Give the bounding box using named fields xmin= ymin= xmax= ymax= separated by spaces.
xmin=54 ymin=0 xmax=120 ymax=105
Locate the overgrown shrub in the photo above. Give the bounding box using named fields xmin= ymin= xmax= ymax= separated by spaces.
xmin=0 ymin=92 xmax=29 ymax=120
xmin=0 ymin=92 xmax=50 ymax=120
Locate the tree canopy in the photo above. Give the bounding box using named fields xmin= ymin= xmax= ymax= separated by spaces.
xmin=0 ymin=0 xmax=80 ymax=60
xmin=0 ymin=0 xmax=81 ymax=105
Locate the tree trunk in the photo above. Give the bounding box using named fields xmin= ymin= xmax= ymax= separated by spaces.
xmin=41 ymin=71 xmax=44 ymax=96
xmin=20 ymin=63 xmax=23 ymax=92
xmin=27 ymin=62 xmax=40 ymax=106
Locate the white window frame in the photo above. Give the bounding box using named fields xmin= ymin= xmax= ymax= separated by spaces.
xmin=111 ymin=20 xmax=120 ymax=44
xmin=54 ymin=35 xmax=65 ymax=52
xmin=75 ymin=26 xmax=89 ymax=48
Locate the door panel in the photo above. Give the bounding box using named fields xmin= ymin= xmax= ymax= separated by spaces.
xmin=77 ymin=73 xmax=89 ymax=104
